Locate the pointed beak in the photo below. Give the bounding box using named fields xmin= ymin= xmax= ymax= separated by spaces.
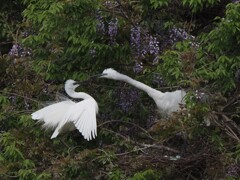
xmin=90 ymin=73 xmax=107 ymax=78
xmin=73 ymin=81 xmax=81 ymax=86
xmin=73 ymin=73 xmax=107 ymax=85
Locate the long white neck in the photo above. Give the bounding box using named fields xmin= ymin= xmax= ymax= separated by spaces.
xmin=65 ymin=89 xmax=92 ymax=99
xmin=116 ymin=73 xmax=164 ymax=99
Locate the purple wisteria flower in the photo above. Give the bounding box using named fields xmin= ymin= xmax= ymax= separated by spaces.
xmin=130 ymin=25 xmax=160 ymax=65
xmin=104 ymin=1 xmax=119 ymax=8
xmin=9 ymin=44 xmax=32 ymax=58
xmin=96 ymin=10 xmax=106 ymax=34
xmin=130 ymin=26 xmax=141 ymax=56
xmin=148 ymin=35 xmax=159 ymax=55
xmin=21 ymin=29 xmax=33 ymax=38
xmin=133 ymin=62 xmax=143 ymax=73
xmin=8 ymin=44 xmax=19 ymax=57
xmin=194 ymin=90 xmax=209 ymax=103
xmin=226 ymin=163 xmax=240 ymax=178
xmin=108 ymin=18 xmax=118 ymax=44
xmin=153 ymin=73 xmax=166 ymax=86
xmin=118 ymin=88 xmax=139 ymax=112
xmin=169 ymin=27 xmax=198 ymax=47
xmin=169 ymin=28 xmax=194 ymax=42
xmin=141 ymin=35 xmax=160 ymax=58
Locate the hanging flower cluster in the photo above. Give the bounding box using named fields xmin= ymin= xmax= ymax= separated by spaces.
xmin=130 ymin=25 xmax=160 ymax=72
xmin=9 ymin=44 xmax=32 ymax=58
xmin=108 ymin=18 xmax=118 ymax=44
xmin=96 ymin=11 xmax=106 ymax=34
xmin=117 ymin=88 xmax=140 ymax=112
xmin=130 ymin=26 xmax=160 ymax=59
xmin=169 ymin=28 xmax=196 ymax=46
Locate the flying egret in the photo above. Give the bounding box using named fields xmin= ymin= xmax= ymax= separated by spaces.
xmin=31 ymin=80 xmax=98 ymax=141
xmin=98 ymin=68 xmax=186 ymax=116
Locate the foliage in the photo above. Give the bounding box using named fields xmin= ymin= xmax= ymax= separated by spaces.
xmin=150 ymin=0 xmax=169 ymax=9
xmin=21 ymin=0 xmax=131 ymax=80
xmin=0 ymin=131 xmax=51 ymax=179
xmin=183 ymin=0 xmax=221 ymax=12
xmin=0 ymin=0 xmax=240 ymax=179
xmin=0 ymin=0 xmax=24 ymax=54
xmin=197 ymin=3 xmax=240 ymax=92
xmin=131 ymin=169 xmax=163 ymax=179
xmin=160 ymin=3 xmax=240 ymax=92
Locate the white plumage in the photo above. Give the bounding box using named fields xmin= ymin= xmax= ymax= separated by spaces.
xmin=99 ymin=68 xmax=186 ymax=117
xmin=31 ymin=79 xmax=98 ymax=141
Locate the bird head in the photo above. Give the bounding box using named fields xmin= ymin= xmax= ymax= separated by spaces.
xmin=98 ymin=68 xmax=122 ymax=80
xmin=65 ymin=79 xmax=80 ymax=92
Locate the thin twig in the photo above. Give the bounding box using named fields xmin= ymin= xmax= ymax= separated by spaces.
xmin=225 ymin=124 xmax=240 ymax=143
xmin=0 ymin=41 xmax=12 ymax=45
xmin=218 ymin=112 xmax=240 ymax=134
xmin=98 ymin=119 xmax=157 ymax=141
xmin=0 ymin=90 xmax=42 ymax=105
xmin=115 ymin=146 xmax=147 ymax=156
xmin=102 ymin=128 xmax=179 ymax=153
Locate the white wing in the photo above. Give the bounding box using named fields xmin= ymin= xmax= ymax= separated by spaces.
xmin=51 ymin=98 xmax=98 ymax=141
xmin=31 ymin=101 xmax=74 ymax=129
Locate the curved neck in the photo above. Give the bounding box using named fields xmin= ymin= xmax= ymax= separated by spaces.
xmin=117 ymin=73 xmax=164 ymax=98
xmin=65 ymin=89 xmax=92 ymax=99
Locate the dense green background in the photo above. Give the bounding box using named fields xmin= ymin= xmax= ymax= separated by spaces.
xmin=0 ymin=0 xmax=240 ymax=179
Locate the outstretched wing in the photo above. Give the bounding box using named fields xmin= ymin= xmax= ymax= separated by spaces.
xmin=51 ymin=98 xmax=98 ymax=141
xmin=31 ymin=101 xmax=74 ymax=129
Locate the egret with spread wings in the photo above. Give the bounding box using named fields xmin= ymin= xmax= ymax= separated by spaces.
xmin=31 ymin=80 xmax=98 ymax=141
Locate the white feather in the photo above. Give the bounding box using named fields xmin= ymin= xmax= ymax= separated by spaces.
xmin=31 ymin=101 xmax=74 ymax=129
xmin=100 ymin=68 xmax=186 ymax=117
xmin=31 ymin=79 xmax=98 ymax=141
xmin=51 ymin=98 xmax=98 ymax=141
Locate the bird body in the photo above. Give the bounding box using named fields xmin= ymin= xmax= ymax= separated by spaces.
xmin=100 ymin=68 xmax=186 ymax=116
xmin=31 ymin=80 xmax=98 ymax=141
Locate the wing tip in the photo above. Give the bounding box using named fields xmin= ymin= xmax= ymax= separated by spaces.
xmin=51 ymin=131 xmax=58 ymax=139
xmin=84 ymin=131 xmax=97 ymax=141
xmin=31 ymin=113 xmax=40 ymax=120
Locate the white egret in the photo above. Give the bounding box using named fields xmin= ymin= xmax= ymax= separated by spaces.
xmin=98 ymin=68 xmax=186 ymax=116
xmin=31 ymin=80 xmax=98 ymax=141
